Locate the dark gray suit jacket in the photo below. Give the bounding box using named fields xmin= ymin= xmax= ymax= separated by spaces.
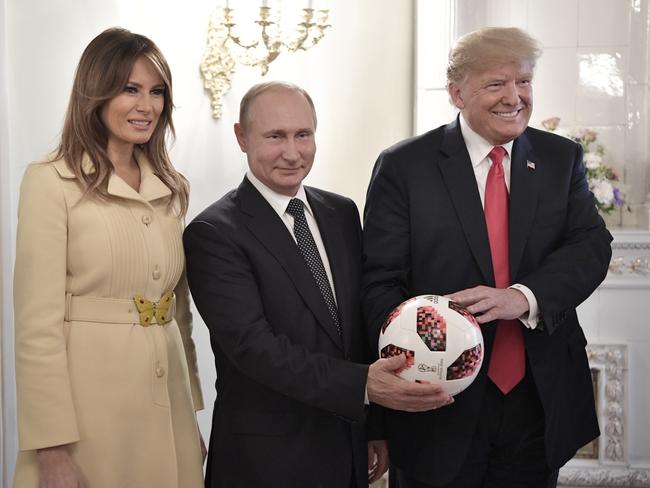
xmin=362 ymin=119 xmax=612 ymax=485
xmin=185 ymin=177 xmax=370 ymax=488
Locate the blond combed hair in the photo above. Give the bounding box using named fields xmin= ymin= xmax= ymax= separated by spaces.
xmin=54 ymin=27 xmax=189 ymax=215
xmin=238 ymin=81 xmax=318 ymax=130
xmin=447 ymin=27 xmax=542 ymax=85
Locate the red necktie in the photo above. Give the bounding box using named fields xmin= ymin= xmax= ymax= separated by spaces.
xmin=484 ymin=146 xmax=525 ymax=394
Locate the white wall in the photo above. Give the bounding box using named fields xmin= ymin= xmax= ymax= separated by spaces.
xmin=416 ymin=0 xmax=650 ymax=228
xmin=1 ymin=0 xmax=15 ymax=484
xmin=1 ymin=0 xmax=414 ymax=483
xmin=415 ymin=0 xmax=650 ymax=479
xmin=576 ymin=230 xmax=650 ymax=479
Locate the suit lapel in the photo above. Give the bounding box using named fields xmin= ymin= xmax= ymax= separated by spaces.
xmin=509 ymin=132 xmax=539 ymax=281
xmin=236 ymin=179 xmax=344 ymax=350
xmin=438 ymin=120 xmax=494 ymax=285
xmin=306 ymin=188 xmax=351 ymax=354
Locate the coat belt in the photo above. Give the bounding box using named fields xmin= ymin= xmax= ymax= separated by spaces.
xmin=64 ymin=293 xmax=176 ymax=326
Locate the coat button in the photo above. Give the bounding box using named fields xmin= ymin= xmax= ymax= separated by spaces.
xmin=142 ymin=215 xmax=152 ymax=225
xmin=152 ymin=266 xmax=161 ymax=280
xmin=155 ymin=366 xmax=165 ymax=378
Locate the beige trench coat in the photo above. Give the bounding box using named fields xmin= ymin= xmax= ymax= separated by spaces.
xmin=13 ymin=152 xmax=204 ymax=488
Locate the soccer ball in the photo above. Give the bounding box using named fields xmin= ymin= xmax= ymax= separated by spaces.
xmin=379 ymin=294 xmax=484 ymax=396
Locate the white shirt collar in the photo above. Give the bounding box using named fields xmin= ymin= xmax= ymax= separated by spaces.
xmin=459 ymin=114 xmax=514 ymax=167
xmin=245 ymin=170 xmax=313 ymax=218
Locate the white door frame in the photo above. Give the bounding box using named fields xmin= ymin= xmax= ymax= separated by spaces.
xmin=1 ymin=0 xmax=18 ymax=484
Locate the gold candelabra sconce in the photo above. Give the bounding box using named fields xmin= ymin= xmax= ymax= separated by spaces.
xmin=200 ymin=1 xmax=331 ymax=119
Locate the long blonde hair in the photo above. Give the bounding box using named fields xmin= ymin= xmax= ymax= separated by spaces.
xmin=54 ymin=27 xmax=189 ymax=215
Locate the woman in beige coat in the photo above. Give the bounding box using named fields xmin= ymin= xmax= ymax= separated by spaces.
xmin=13 ymin=28 xmax=205 ymax=487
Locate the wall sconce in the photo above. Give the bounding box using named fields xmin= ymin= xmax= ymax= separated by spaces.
xmin=200 ymin=1 xmax=330 ymax=119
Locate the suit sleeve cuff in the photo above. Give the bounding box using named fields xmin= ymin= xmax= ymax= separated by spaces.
xmin=509 ymin=283 xmax=539 ymax=330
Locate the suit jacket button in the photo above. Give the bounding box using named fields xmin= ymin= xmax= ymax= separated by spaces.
xmin=156 ymin=366 xmax=165 ymax=378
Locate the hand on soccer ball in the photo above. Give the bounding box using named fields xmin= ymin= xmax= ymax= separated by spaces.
xmin=447 ymin=286 xmax=529 ymax=324
xmin=367 ymin=354 xmax=454 ymax=412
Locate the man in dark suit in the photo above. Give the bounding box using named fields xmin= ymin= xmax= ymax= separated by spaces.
xmin=184 ymin=81 xmax=451 ymax=488
xmin=362 ymin=28 xmax=612 ymax=488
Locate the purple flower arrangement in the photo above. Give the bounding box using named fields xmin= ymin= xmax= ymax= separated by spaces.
xmin=542 ymin=117 xmax=627 ymax=215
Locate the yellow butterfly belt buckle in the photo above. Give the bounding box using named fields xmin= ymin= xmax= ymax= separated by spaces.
xmin=133 ymin=291 xmax=174 ymax=327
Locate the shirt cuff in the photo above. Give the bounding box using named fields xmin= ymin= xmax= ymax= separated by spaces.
xmin=509 ymin=283 xmax=539 ymax=330
xmin=364 ymin=385 xmax=369 ymax=405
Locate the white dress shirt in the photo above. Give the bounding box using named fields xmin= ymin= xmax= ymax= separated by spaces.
xmin=246 ymin=171 xmax=337 ymax=303
xmin=459 ymin=115 xmax=540 ymax=329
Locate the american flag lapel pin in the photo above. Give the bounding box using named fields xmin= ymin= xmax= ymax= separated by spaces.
xmin=526 ymin=160 xmax=536 ymax=170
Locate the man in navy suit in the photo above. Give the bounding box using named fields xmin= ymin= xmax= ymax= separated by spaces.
xmin=184 ymin=81 xmax=451 ymax=488
xmin=362 ymin=28 xmax=612 ymax=487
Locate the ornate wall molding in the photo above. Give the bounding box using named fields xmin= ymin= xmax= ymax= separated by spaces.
xmin=605 ymin=231 xmax=650 ymax=282
xmin=559 ymin=344 xmax=636 ymax=486
xmin=611 ymin=242 xmax=650 ymax=250
xmin=559 ymin=467 xmax=650 ymax=487
xmin=589 ymin=344 xmax=627 ymax=463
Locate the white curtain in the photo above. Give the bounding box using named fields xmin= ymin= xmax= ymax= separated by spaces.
xmin=0 ymin=2 xmax=416 ymax=485
xmin=1 ymin=0 xmax=19 ymax=483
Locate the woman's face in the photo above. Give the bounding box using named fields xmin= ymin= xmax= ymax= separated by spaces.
xmin=101 ymin=56 xmax=165 ymax=152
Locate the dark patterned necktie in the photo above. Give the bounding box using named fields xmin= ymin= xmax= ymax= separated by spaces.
xmin=286 ymin=198 xmax=341 ymax=337
xmin=485 ymin=146 xmax=525 ymax=394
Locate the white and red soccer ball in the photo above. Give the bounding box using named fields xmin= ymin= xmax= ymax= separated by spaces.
xmin=379 ymin=294 xmax=484 ymax=396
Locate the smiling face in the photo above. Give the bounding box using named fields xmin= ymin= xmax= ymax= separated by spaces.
xmin=234 ymin=88 xmax=316 ymax=196
xmin=100 ymin=56 xmax=165 ymax=154
xmin=448 ymin=60 xmax=533 ymax=145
